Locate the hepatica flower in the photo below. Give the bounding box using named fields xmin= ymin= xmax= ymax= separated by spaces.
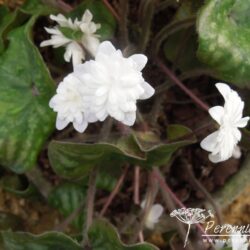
xmin=141 ymin=200 xmax=164 ymax=229
xmin=40 ymin=10 xmax=100 ymax=66
xmin=49 ymin=74 xmax=97 ymax=132
xmin=50 ymin=41 xmax=155 ymax=132
xmin=201 ymin=83 xmax=249 ymax=163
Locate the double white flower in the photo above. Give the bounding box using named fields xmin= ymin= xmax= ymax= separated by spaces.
xmin=49 ymin=41 xmax=155 ymax=132
xmin=40 ymin=10 xmax=100 ymax=67
xmin=201 ymin=83 xmax=249 ymax=163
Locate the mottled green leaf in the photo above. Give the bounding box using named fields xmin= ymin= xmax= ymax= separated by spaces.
xmin=48 ymin=135 xmax=145 ymax=179
xmin=48 ymin=182 xmax=86 ymax=229
xmin=197 ymin=0 xmax=250 ymax=87
xmin=20 ymin=0 xmax=56 ymax=16
xmin=0 ymin=7 xmax=17 ymax=54
xmin=89 ymin=219 xmax=158 ymax=250
xmin=69 ymin=0 xmax=116 ymax=40
xmin=134 ymin=125 xmax=196 ymax=167
xmin=0 ymin=18 xmax=55 ymax=173
xmin=0 ymin=175 xmax=37 ymax=198
xmin=96 ymin=168 xmax=118 ymax=192
xmin=1 ymin=231 xmax=82 ymax=250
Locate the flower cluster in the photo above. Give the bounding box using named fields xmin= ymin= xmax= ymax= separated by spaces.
xmin=201 ymin=83 xmax=249 ymax=163
xmin=49 ymin=41 xmax=155 ymax=132
xmin=40 ymin=10 xmax=100 ymax=67
xmin=141 ymin=200 xmax=164 ymax=229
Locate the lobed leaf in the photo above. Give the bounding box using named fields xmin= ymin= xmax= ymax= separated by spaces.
xmin=89 ymin=219 xmax=159 ymax=250
xmin=197 ymin=0 xmax=250 ymax=87
xmin=0 ymin=17 xmax=55 ymax=173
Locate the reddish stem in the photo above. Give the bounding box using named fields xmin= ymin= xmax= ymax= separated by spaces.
xmin=133 ymin=166 xmax=140 ymax=205
xmin=102 ymin=0 xmax=120 ymax=21
xmin=100 ymin=166 xmax=128 ymax=216
xmin=152 ymin=169 xmax=212 ymax=243
xmin=156 ymin=59 xmax=209 ymax=112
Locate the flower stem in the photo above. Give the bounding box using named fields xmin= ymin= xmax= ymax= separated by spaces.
xmin=102 ymin=0 xmax=120 ymax=21
xmin=81 ymin=166 xmax=98 ymax=247
xmin=100 ymin=165 xmax=129 ymax=216
xmin=156 ymin=59 xmax=210 ymax=112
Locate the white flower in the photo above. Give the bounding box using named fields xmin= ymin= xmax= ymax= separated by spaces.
xmin=49 ymin=74 xmax=97 ymax=132
xmin=200 ymin=83 xmax=249 ymax=163
xmin=141 ymin=200 xmax=164 ymax=229
xmin=49 ymin=41 xmax=154 ymax=133
xmin=73 ymin=41 xmax=155 ymax=126
xmin=40 ymin=10 xmax=100 ymax=66
xmin=230 ymin=231 xmax=248 ymax=250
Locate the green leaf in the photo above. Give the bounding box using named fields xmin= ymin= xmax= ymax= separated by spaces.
xmin=89 ymin=219 xmax=158 ymax=250
xmin=0 ymin=17 xmax=55 ymax=173
xmin=48 ymin=135 xmax=145 ymax=179
xmin=20 ymin=0 xmax=56 ymax=16
xmin=197 ymin=0 xmax=250 ymax=87
xmin=1 ymin=231 xmax=82 ymax=250
xmin=0 ymin=175 xmax=37 ymax=198
xmin=0 ymin=7 xmax=17 ymax=54
xmin=164 ymin=0 xmax=207 ymax=72
xmin=68 ymin=0 xmax=117 ymax=40
xmin=96 ymin=168 xmax=118 ymax=192
xmin=134 ymin=125 xmax=196 ymax=167
xmin=48 ymin=182 xmax=86 ymax=229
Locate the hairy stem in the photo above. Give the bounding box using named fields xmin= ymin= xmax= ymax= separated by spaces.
xmin=26 ymin=167 xmax=52 ymax=199
xmin=102 ymin=0 xmax=120 ymax=21
xmin=81 ymin=167 xmax=98 ymax=247
xmin=186 ymin=164 xmax=223 ymax=225
xmin=100 ymin=165 xmax=129 ymax=216
xmin=138 ymin=0 xmax=156 ymax=52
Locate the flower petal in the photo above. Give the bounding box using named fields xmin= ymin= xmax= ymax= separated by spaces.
xmin=129 ymin=54 xmax=147 ymax=71
xmin=215 ymin=82 xmax=231 ymax=101
xmin=97 ymin=41 xmax=116 ymax=56
xmin=56 ymin=117 xmax=69 ymax=130
xmin=200 ymin=131 xmax=219 ymax=152
xmin=208 ymin=153 xmax=224 ymax=163
xmin=236 ymin=116 xmax=250 ymax=128
xmin=208 ymin=106 xmax=224 ymax=125
xmin=149 ymin=204 xmax=164 ymax=221
xmin=139 ymin=81 xmax=155 ymax=100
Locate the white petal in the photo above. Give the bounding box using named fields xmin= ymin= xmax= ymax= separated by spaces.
xmin=82 ymin=35 xmax=100 ymax=57
xmin=208 ymin=106 xmax=224 ymax=125
xmin=208 ymin=153 xmax=224 ymax=163
xmin=73 ymin=120 xmax=88 ymax=133
xmin=139 ymin=81 xmax=155 ymax=100
xmin=148 ymin=204 xmax=164 ymax=221
xmin=122 ymin=112 xmax=136 ymax=126
xmin=56 ymin=117 xmax=69 ymax=130
xmin=232 ymin=145 xmax=241 ymax=159
xmin=81 ymin=9 xmax=93 ymax=23
xmin=236 ymin=116 xmax=250 ymax=128
xmin=215 ymin=83 xmax=231 ymax=101
xmin=200 ymin=131 xmax=219 ymax=152
xmin=97 ymin=41 xmax=116 ymax=56
xmin=129 ymin=54 xmax=147 ymax=71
